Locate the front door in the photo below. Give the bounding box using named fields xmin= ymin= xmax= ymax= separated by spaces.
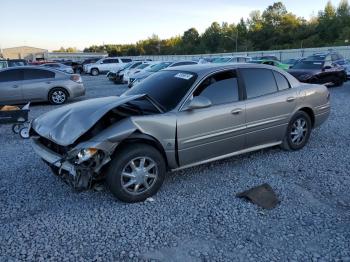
xmin=176 ymin=70 xmax=246 ymax=166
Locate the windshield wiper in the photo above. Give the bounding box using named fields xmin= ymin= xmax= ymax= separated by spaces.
xmin=142 ymin=94 xmax=165 ymax=113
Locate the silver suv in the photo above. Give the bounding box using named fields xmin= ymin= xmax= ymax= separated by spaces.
xmin=83 ymin=57 xmax=132 ymax=76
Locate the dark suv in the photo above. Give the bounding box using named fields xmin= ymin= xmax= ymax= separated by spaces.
xmin=75 ymin=58 xmax=102 ymax=74
xmin=305 ymin=51 xmax=346 ymax=65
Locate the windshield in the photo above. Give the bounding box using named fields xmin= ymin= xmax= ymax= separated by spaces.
xmin=124 ymin=70 xmax=197 ymax=112
xmin=212 ymin=58 xmax=231 ymax=63
xmin=136 ymin=63 xmax=150 ymax=70
xmin=147 ymin=62 xmax=172 ymax=72
xmin=292 ymin=61 xmax=324 ymax=69
xmin=306 ymin=55 xmax=326 ymax=61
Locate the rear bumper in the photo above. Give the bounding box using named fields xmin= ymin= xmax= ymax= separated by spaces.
xmin=31 ymin=138 xmax=76 ymax=176
xmin=69 ymin=83 xmax=86 ymax=98
xmin=314 ymin=104 xmax=330 ymax=128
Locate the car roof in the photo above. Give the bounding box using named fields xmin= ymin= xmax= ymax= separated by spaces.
xmin=0 ymin=65 xmax=67 ymax=74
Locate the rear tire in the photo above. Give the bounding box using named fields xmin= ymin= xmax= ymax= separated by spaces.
xmin=281 ymin=111 xmax=312 ymax=151
xmin=106 ymin=143 xmax=166 ymax=203
xmin=48 ymin=88 xmax=68 ymax=105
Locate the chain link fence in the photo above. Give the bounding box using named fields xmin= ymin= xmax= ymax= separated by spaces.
xmin=125 ymin=45 xmax=350 ymax=62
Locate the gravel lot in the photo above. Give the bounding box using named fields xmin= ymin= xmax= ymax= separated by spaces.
xmin=0 ymin=75 xmax=349 ymax=261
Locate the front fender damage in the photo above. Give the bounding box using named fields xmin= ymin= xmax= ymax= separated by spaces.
xmin=53 ymin=118 xmax=139 ymax=191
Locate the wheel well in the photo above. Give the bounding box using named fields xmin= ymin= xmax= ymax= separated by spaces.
xmin=48 ymin=87 xmax=70 ymax=99
xmin=299 ymin=107 xmax=315 ymax=127
xmin=116 ymin=134 xmax=169 ymax=169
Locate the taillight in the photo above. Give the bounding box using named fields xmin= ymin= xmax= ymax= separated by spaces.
xmin=70 ymin=74 xmax=82 ymax=83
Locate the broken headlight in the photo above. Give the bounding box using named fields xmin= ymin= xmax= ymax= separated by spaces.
xmin=76 ymin=148 xmax=98 ymax=164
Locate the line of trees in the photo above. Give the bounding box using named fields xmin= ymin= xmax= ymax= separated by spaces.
xmin=83 ymin=1 xmax=350 ymax=56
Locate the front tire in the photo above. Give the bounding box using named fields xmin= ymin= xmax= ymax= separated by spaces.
xmin=106 ymin=144 xmax=166 ymax=203
xmin=91 ymin=68 xmax=99 ymax=76
xmin=281 ymin=111 xmax=312 ymax=151
xmin=48 ymin=88 xmax=68 ymax=105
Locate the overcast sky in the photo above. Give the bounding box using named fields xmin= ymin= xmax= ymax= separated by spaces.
xmin=0 ymin=0 xmax=342 ymax=51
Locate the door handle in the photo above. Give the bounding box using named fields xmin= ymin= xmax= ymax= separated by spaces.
xmin=231 ymin=108 xmax=243 ymax=115
xmin=12 ymin=85 xmax=18 ymax=88
xmin=286 ymin=97 xmax=296 ymax=102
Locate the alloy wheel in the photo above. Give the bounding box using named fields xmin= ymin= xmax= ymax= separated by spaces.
xmin=290 ymin=118 xmax=308 ymax=145
xmin=51 ymin=90 xmax=66 ymax=104
xmin=121 ymin=157 xmax=158 ymax=195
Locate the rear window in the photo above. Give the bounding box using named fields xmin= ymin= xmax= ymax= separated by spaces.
xmin=23 ymin=69 xmax=55 ymax=80
xmin=240 ymin=68 xmax=278 ymax=99
xmin=121 ymin=58 xmax=132 ymax=63
xmin=273 ymin=71 xmax=290 ymax=90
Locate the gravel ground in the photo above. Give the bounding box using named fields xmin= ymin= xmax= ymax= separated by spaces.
xmin=0 ymin=75 xmax=349 ymax=261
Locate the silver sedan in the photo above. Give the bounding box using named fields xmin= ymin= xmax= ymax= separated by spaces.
xmin=31 ymin=63 xmax=330 ymax=202
xmin=0 ymin=66 xmax=85 ymax=105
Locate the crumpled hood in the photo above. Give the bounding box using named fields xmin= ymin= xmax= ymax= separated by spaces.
xmin=287 ymin=69 xmax=320 ymax=79
xmin=32 ymin=95 xmax=144 ymax=146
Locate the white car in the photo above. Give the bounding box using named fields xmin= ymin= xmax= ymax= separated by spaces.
xmin=83 ymin=57 xmax=132 ymax=76
xmin=123 ymin=62 xmax=158 ymax=83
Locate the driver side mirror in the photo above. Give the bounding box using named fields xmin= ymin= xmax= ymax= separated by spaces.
xmin=323 ymin=65 xmax=332 ymax=70
xmin=184 ymin=96 xmax=212 ymax=110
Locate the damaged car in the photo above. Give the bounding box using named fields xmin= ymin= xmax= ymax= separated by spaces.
xmin=30 ymin=64 xmax=330 ymax=203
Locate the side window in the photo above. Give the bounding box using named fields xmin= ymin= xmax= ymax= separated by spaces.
xmin=23 ymin=69 xmax=55 ymax=80
xmin=0 ymin=69 xmax=23 ymax=82
xmin=193 ymin=70 xmax=239 ymax=105
xmin=102 ymin=59 xmax=111 ymax=64
xmin=109 ymin=59 xmax=119 ymax=63
xmin=331 ymin=54 xmax=338 ymax=61
xmin=241 ymin=68 xmax=278 ymax=99
xmin=273 ymin=71 xmax=290 ymax=91
xmin=121 ymin=58 xmax=132 ymax=63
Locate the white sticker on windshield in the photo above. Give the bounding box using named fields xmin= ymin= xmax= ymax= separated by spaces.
xmin=175 ymin=73 xmax=193 ymax=80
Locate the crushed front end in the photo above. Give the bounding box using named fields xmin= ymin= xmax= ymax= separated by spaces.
xmin=31 ymin=132 xmax=112 ymax=191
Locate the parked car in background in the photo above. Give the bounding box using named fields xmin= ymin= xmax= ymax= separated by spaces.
xmin=249 ymin=59 xmax=290 ymax=70
xmin=84 ymin=57 xmax=133 ymax=76
xmin=212 ymin=56 xmax=251 ymax=63
xmin=75 ymin=58 xmax=102 ymax=74
xmin=6 ymin=59 xmax=28 ymax=67
xmin=0 ymin=66 xmax=85 ymax=105
xmin=251 ymin=55 xmax=279 ymax=61
xmin=30 ymin=63 xmax=330 ymax=202
xmin=288 ymin=59 xmax=347 ymax=86
xmin=340 ymin=59 xmax=350 ymax=79
xmin=123 ymin=62 xmax=157 ymax=84
xmin=305 ymin=51 xmax=346 ymax=65
xmin=61 ymin=61 xmax=82 ymax=74
xmin=0 ymin=60 xmax=8 ymax=69
xmin=107 ymin=61 xmax=144 ymax=83
xmin=40 ymin=63 xmax=74 ymax=74
xmin=128 ymin=61 xmax=197 ymax=87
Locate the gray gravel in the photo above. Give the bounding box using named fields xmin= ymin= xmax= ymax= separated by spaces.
xmin=0 ymin=75 xmax=349 ymax=261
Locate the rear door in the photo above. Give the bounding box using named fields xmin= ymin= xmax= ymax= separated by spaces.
xmin=176 ymin=70 xmax=246 ymax=166
xmin=21 ymin=68 xmax=56 ymax=101
xmin=240 ymin=68 xmax=297 ymax=147
xmin=0 ymin=69 xmax=24 ymax=104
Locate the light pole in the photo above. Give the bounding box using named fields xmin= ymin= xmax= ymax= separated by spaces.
xmin=225 ymin=31 xmax=238 ymax=53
